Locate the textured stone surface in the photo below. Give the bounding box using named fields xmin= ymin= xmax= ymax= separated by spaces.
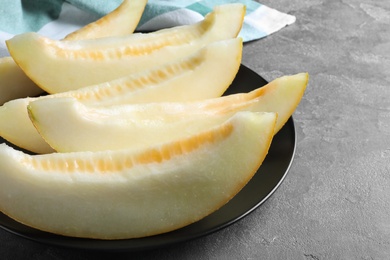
xmin=2 ymin=0 xmax=390 ymax=259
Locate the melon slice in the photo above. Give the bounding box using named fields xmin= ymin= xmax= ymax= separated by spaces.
xmin=27 ymin=96 xmax=253 ymax=152
xmin=0 ymin=73 xmax=307 ymax=154
xmin=0 ymin=111 xmax=276 ymax=239
xmin=0 ymin=98 xmax=53 ymax=153
xmin=0 ymin=0 xmax=147 ymax=104
xmin=64 ymin=0 xmax=147 ymax=41
xmin=60 ymin=38 xmax=243 ymax=105
xmin=0 ymin=38 xmax=244 ymax=154
xmin=0 ymin=57 xmax=43 ymax=105
xmin=28 ymin=73 xmax=307 ymax=152
xmin=6 ymin=3 xmax=245 ymax=93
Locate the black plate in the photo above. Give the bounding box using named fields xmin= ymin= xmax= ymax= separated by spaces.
xmin=0 ymin=65 xmax=296 ymax=252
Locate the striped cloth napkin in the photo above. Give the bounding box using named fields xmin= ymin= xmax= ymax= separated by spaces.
xmin=0 ymin=0 xmax=295 ymax=57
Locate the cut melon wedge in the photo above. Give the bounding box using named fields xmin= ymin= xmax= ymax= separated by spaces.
xmin=0 ymin=0 xmax=147 ymax=104
xmin=0 ymin=73 xmax=308 ymax=154
xmin=27 ymin=96 xmax=256 ymax=152
xmin=0 ymin=57 xmax=43 ymax=105
xmin=6 ymin=3 xmax=245 ymax=93
xmin=0 ymin=38 xmax=244 ymax=154
xmin=28 ymin=73 xmax=307 ymax=152
xmin=0 ymin=111 xmax=276 ymax=239
xmin=0 ymin=98 xmax=53 ymax=153
xmin=64 ymin=0 xmax=147 ymax=41
xmin=61 ymin=38 xmax=242 ymax=105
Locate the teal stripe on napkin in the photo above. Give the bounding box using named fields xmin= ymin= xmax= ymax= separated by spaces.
xmin=65 ymin=0 xmax=121 ymax=16
xmin=0 ymin=0 xmax=63 ymax=34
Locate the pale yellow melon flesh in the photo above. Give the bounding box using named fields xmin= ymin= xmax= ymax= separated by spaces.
xmin=0 ymin=73 xmax=307 ymax=154
xmin=28 ymin=96 xmax=254 ymax=152
xmin=6 ymin=4 xmax=245 ymax=93
xmin=0 ymin=98 xmax=52 ymax=153
xmin=64 ymin=38 xmax=243 ymax=105
xmin=64 ymin=0 xmax=147 ymax=41
xmin=0 ymin=38 xmax=244 ymax=154
xmin=0 ymin=57 xmax=42 ymax=105
xmin=28 ymin=73 xmax=308 ymax=152
xmin=0 ymin=111 xmax=276 ymax=239
xmin=0 ymin=0 xmax=147 ymax=104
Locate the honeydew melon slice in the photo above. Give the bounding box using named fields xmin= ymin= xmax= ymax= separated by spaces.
xmin=28 ymin=73 xmax=307 ymax=152
xmin=1 ymin=73 xmax=308 ymax=154
xmin=28 ymin=96 xmax=252 ymax=152
xmin=6 ymin=3 xmax=245 ymax=93
xmin=0 ymin=98 xmax=52 ymax=153
xmin=0 ymin=111 xmax=276 ymax=239
xmin=64 ymin=38 xmax=243 ymax=105
xmin=0 ymin=38 xmax=244 ymax=154
xmin=0 ymin=0 xmax=147 ymax=104
xmin=64 ymin=0 xmax=147 ymax=41
xmin=0 ymin=57 xmax=42 ymax=105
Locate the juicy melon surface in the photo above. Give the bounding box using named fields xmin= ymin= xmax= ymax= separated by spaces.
xmin=28 ymin=73 xmax=308 ymax=152
xmin=0 ymin=57 xmax=42 ymax=105
xmin=28 ymin=96 xmax=250 ymax=152
xmin=0 ymin=73 xmax=307 ymax=154
xmin=66 ymin=38 xmax=243 ymax=105
xmin=0 ymin=98 xmax=54 ymax=154
xmin=0 ymin=38 xmax=244 ymax=154
xmin=6 ymin=3 xmax=246 ymax=93
xmin=0 ymin=111 xmax=276 ymax=239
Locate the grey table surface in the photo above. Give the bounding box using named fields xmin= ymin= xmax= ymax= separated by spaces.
xmin=2 ymin=0 xmax=390 ymax=259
